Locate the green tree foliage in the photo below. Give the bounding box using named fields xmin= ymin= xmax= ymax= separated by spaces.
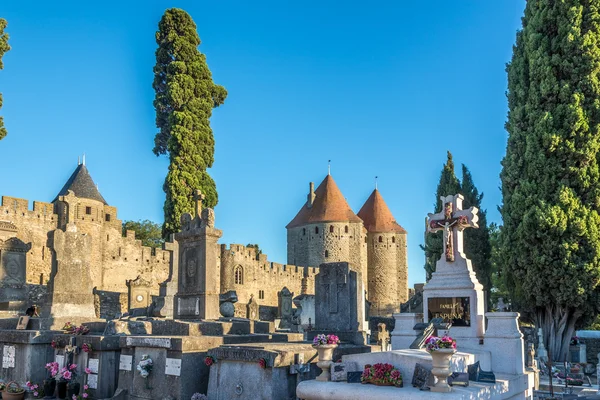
xmin=153 ymin=8 xmax=227 ymax=237
xmin=461 ymin=164 xmax=493 ymax=308
xmin=0 ymin=19 xmax=11 ymax=141
xmin=421 ymin=151 xmax=461 ymax=280
xmin=501 ymin=0 xmax=600 ymax=360
xmin=488 ymin=223 xmax=510 ymax=308
xmin=122 ymin=220 xmax=164 ymax=248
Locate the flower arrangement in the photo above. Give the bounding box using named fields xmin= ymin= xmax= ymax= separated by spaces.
xmin=566 ymin=377 xmax=584 ymax=386
xmin=71 ymin=383 xmax=90 ymax=399
xmin=570 ymin=336 xmax=581 ymax=346
xmin=62 ymin=322 xmax=75 ymax=333
xmin=45 ymin=362 xmax=60 ymax=379
xmin=361 ymin=363 xmax=403 ymax=387
xmin=25 ymin=381 xmax=44 ymax=398
xmin=312 ymin=334 xmax=340 ymax=346
xmin=191 ymin=393 xmax=208 ymax=400
xmin=5 ymin=382 xmax=25 ymax=394
xmin=204 ymin=356 xmax=215 ymax=367
xmin=81 ymin=343 xmax=92 ymax=353
xmin=62 ymin=322 xmax=89 ymax=335
xmin=425 ymin=335 xmax=457 ymax=352
xmin=136 ymin=355 xmax=153 ymax=378
xmin=258 ymin=358 xmax=268 ymax=369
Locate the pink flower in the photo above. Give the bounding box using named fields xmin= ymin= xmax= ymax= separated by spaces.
xmin=85 ymin=368 xmax=92 ymax=374
xmin=62 ymin=370 xmax=72 ymax=380
xmin=34 ymin=392 xmax=38 ymax=397
xmin=84 ymin=385 xmax=89 ymax=390
xmin=69 ymin=364 xmax=77 ymax=370
xmin=83 ymin=393 xmax=88 ymax=398
xmin=72 ymin=395 xmax=77 ymax=400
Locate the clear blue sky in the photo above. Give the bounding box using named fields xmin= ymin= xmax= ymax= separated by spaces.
xmin=0 ymin=1 xmax=525 ymax=286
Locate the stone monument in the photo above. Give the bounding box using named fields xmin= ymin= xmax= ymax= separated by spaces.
xmin=150 ymin=237 xmax=178 ymax=318
xmin=246 ymin=294 xmax=259 ymax=320
xmin=278 ymin=287 xmax=293 ymax=329
xmin=423 ymin=194 xmax=485 ymax=348
xmin=0 ymin=234 xmax=30 ymax=313
xmin=174 ymin=190 xmax=222 ymax=320
xmin=126 ymin=275 xmax=153 ymax=315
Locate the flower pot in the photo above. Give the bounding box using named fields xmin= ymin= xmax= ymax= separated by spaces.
xmin=429 ymin=348 xmax=456 ymax=393
xmin=2 ymin=382 xmax=25 ymax=400
xmin=43 ymin=379 xmax=56 ymax=398
xmin=313 ymin=344 xmax=337 ymax=382
xmin=56 ymin=381 xmax=67 ymax=399
xmin=67 ymin=382 xmax=80 ymax=398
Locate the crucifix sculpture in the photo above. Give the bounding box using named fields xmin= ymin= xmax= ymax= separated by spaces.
xmin=193 ymin=189 xmax=205 ymax=219
xmin=427 ymin=194 xmax=479 ymax=262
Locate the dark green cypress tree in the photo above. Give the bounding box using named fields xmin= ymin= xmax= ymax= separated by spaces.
xmin=461 ymin=164 xmax=493 ymax=308
xmin=422 ymin=151 xmax=461 ymax=280
xmin=501 ymin=0 xmax=600 ymax=360
xmin=0 ymin=19 xmax=11 ymax=141
xmin=153 ymin=8 xmax=227 ymax=236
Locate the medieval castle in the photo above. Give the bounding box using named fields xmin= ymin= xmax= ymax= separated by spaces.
xmin=0 ymin=162 xmax=408 ymax=317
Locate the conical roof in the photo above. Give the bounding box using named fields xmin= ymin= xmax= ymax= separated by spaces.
xmin=286 ymin=175 xmax=362 ymax=228
xmin=357 ymin=189 xmax=406 ymax=233
xmin=53 ymin=164 xmax=108 ymax=205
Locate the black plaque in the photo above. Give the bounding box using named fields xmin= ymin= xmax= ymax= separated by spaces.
xmin=467 ymin=361 xmax=480 ymax=381
xmin=428 ymin=297 xmax=471 ymax=326
xmin=448 ymin=372 xmax=469 ymax=387
xmin=411 ymin=363 xmax=432 ymax=390
xmin=347 ymin=371 xmax=362 ymax=383
xmin=477 ymin=370 xmax=496 ymax=383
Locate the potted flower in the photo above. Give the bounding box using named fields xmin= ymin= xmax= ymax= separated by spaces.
xmin=361 ymin=363 xmax=403 ymax=387
xmin=137 ymin=355 xmax=153 ymax=389
xmin=71 ymin=383 xmax=90 ymax=399
xmin=25 ymin=381 xmax=44 ymax=398
xmin=312 ymin=334 xmax=340 ymax=381
xmin=44 ymin=362 xmax=60 ymax=397
xmin=425 ymin=335 xmax=457 ymax=393
xmin=2 ymin=382 xmax=25 ymax=400
xmin=65 ymin=364 xmax=80 ymax=399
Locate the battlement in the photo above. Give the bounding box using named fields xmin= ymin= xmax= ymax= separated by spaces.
xmin=1 ymin=196 xmax=57 ymax=223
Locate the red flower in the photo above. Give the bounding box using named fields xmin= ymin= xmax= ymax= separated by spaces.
xmin=258 ymin=358 xmax=267 ymax=369
xmin=204 ymin=356 xmax=214 ymax=367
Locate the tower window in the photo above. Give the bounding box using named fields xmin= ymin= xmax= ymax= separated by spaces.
xmin=234 ymin=265 xmax=244 ymax=285
xmin=378 ymin=236 xmax=383 ymax=243
xmin=105 ymin=213 xmax=111 ymax=222
xmin=330 ymin=225 xmax=334 ymax=233
xmin=259 ymin=290 xmax=265 ymax=300
xmin=315 ymin=227 xmax=319 ymax=234
xmin=325 ymin=250 xmax=329 ymax=258
xmin=85 ymin=206 xmax=92 ymax=215
xmin=392 ymin=236 xmax=396 ymax=243
xmin=345 ymin=226 xmax=349 ymax=233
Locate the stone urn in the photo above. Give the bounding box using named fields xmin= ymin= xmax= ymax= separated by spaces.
xmin=429 ymin=348 xmax=456 ymax=392
xmin=313 ymin=344 xmax=338 ymax=381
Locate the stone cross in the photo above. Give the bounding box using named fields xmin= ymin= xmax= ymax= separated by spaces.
xmin=426 ymin=194 xmax=479 ymax=262
xmin=322 ymin=265 xmax=347 ymax=313
xmin=193 ymin=190 xmax=205 ymax=219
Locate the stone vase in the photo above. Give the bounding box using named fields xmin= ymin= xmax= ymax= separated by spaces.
xmin=313 ymin=344 xmax=338 ymax=381
xmin=429 ymin=348 xmax=456 ymax=392
xmin=43 ymin=379 xmax=56 ymax=398
xmin=56 ymin=381 xmax=67 ymax=399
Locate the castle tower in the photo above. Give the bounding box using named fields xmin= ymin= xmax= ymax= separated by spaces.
xmin=357 ymin=189 xmax=408 ymax=316
xmin=286 ymin=175 xmax=367 ymax=281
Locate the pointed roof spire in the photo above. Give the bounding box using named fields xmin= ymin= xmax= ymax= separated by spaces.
xmin=357 ymin=189 xmax=406 ymax=233
xmin=287 ymin=175 xmax=362 ymax=228
xmin=53 ymin=163 xmax=108 ymax=204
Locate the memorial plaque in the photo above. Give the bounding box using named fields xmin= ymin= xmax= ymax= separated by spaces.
xmin=165 ymin=358 xmax=182 ymax=376
xmin=411 ymin=363 xmax=432 ymax=390
xmin=331 ymin=362 xmax=347 ymax=382
xmin=448 ymin=372 xmax=469 ymax=387
xmin=55 ymin=355 xmax=65 ymax=367
xmin=347 ymin=371 xmax=362 ymax=383
xmin=119 ymin=355 xmax=133 ymax=371
xmin=2 ymin=345 xmax=15 ymax=368
xmin=16 ymin=316 xmax=30 ymax=330
xmin=467 ymin=361 xmax=480 ymax=381
xmin=87 ymin=373 xmax=98 ymax=389
xmin=477 ymin=369 xmax=496 ymax=383
xmin=88 ymin=358 xmax=99 ymax=374
xmin=428 ymin=297 xmax=470 ymax=326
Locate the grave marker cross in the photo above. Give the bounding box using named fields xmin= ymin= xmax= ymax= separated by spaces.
xmin=427 ymin=194 xmax=479 ymax=262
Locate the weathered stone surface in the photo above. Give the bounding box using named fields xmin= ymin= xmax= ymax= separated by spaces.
xmin=277 ymin=287 xmax=293 ymax=329
xmin=246 ymin=294 xmax=259 ymax=320
xmin=0 ymin=235 xmax=30 ymax=312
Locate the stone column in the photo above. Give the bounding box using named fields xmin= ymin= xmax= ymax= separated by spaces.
xmin=483 ymin=312 xmax=525 ymax=375
xmin=391 ymin=313 xmax=423 ymax=350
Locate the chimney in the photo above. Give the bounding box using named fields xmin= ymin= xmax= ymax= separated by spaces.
xmin=307 ymin=182 xmax=316 ymax=208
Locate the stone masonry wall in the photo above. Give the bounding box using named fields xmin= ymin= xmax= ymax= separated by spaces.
xmin=396 ymin=233 xmax=408 ymax=304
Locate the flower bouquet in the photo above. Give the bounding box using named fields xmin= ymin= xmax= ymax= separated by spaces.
xmin=137 ymin=355 xmax=153 ymax=378
xmin=570 ymin=336 xmax=581 ymax=346
xmin=312 ymin=334 xmax=340 ymax=346
xmin=25 ymin=381 xmax=44 ymax=398
xmin=361 ymin=363 xmax=403 ymax=387
xmin=425 ymin=335 xmax=457 ymax=352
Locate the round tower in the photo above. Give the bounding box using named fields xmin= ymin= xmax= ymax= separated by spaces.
xmin=358 ymin=189 xmax=408 ymax=317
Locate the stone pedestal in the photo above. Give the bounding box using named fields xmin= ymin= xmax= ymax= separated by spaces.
xmin=391 ymin=313 xmax=423 ymax=350
xmin=482 ymin=312 xmax=524 ymax=375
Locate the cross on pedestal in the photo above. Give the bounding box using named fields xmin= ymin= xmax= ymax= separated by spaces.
xmin=193 ymin=190 xmax=205 ymax=219
xmin=321 ymin=266 xmax=347 ymax=313
xmin=427 ymin=194 xmax=479 ymax=262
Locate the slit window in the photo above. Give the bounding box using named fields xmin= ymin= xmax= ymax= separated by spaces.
xmin=85 ymin=206 xmax=92 ymax=215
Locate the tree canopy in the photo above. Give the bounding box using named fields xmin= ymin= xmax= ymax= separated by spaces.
xmin=0 ymin=18 xmax=11 ymax=141
xmin=122 ymin=220 xmax=164 ymax=249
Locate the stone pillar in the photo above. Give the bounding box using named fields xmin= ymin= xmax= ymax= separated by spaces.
xmin=482 ymin=312 xmax=525 ymax=375
xmin=391 ymin=313 xmax=423 ymax=350
xmin=151 ymin=237 xmax=178 ymax=318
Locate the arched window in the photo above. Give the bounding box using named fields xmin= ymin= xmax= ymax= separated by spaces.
xmin=345 ymin=226 xmax=349 ymax=233
xmin=234 ymin=265 xmax=244 ymax=285
xmin=378 ymin=236 xmax=383 ymax=243
xmin=392 ymin=236 xmax=396 ymax=243
xmin=315 ymin=227 xmax=319 ymax=234
xmin=325 ymin=250 xmax=329 ymax=258
xmin=330 ymin=225 xmax=334 ymax=233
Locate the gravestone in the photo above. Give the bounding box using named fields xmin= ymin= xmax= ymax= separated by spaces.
xmin=308 ymin=262 xmax=366 ymax=345
xmin=377 ymin=323 xmax=390 ymax=351
xmin=126 ymin=275 xmax=153 ymax=315
xmin=293 ymin=294 xmax=315 ymax=332
xmin=174 ymin=190 xmax=222 ymax=320
xmin=423 ymin=194 xmax=485 ymax=348
xmin=246 ymin=294 xmax=259 ymax=320
xmin=278 ymin=287 xmax=293 ymax=329
xmin=46 ymin=218 xmax=96 ymax=319
xmin=0 ymin=235 xmax=30 ymax=313
xmin=150 ymin=236 xmax=178 ymax=318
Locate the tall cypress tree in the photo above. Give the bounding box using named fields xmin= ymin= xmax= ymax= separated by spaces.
xmin=0 ymin=18 xmax=11 ymax=141
xmin=501 ymin=0 xmax=600 ymax=360
xmin=153 ymin=8 xmax=227 ymax=236
xmin=422 ymin=151 xmax=461 ymax=280
xmin=461 ymin=164 xmax=492 ymax=308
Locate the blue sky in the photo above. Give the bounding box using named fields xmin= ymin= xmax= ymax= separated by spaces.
xmin=0 ymin=1 xmax=525 ymax=285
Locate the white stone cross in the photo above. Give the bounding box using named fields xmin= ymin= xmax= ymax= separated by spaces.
xmin=426 ymin=194 xmax=479 ymax=263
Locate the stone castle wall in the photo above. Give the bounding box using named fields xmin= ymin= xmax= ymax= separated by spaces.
xmin=220 ymin=244 xmax=317 ymax=307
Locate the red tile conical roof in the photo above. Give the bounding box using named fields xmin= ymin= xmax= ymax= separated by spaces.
xmin=286 ymin=175 xmax=363 ymax=228
xmin=357 ymin=189 xmax=406 ymax=233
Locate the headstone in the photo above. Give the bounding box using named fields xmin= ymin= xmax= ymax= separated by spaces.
xmin=0 ymin=234 xmax=30 ymax=312
xmin=411 ymin=363 xmax=433 ymax=390
xmin=331 ymin=362 xmax=348 ymax=382
xmin=150 ymin=237 xmax=178 ymax=318
xmin=126 ymin=275 xmax=153 ymax=315
xmin=496 ymin=297 xmax=506 ymax=312
xmin=423 ymin=194 xmax=485 ymax=347
xmin=46 ymin=209 xmax=96 ymax=318
xmin=377 ymin=323 xmax=390 ymax=351
xmin=246 ymin=294 xmax=259 ymax=320
xmin=537 ymin=328 xmax=548 ymax=360
xmin=174 ymin=190 xmax=222 ymax=320
xmin=309 ymin=262 xmax=366 ymax=345
xmin=410 ymin=322 xmax=435 ymax=349
xmin=448 ymin=372 xmax=469 ymax=387
xmin=278 ymin=287 xmax=293 ymax=329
